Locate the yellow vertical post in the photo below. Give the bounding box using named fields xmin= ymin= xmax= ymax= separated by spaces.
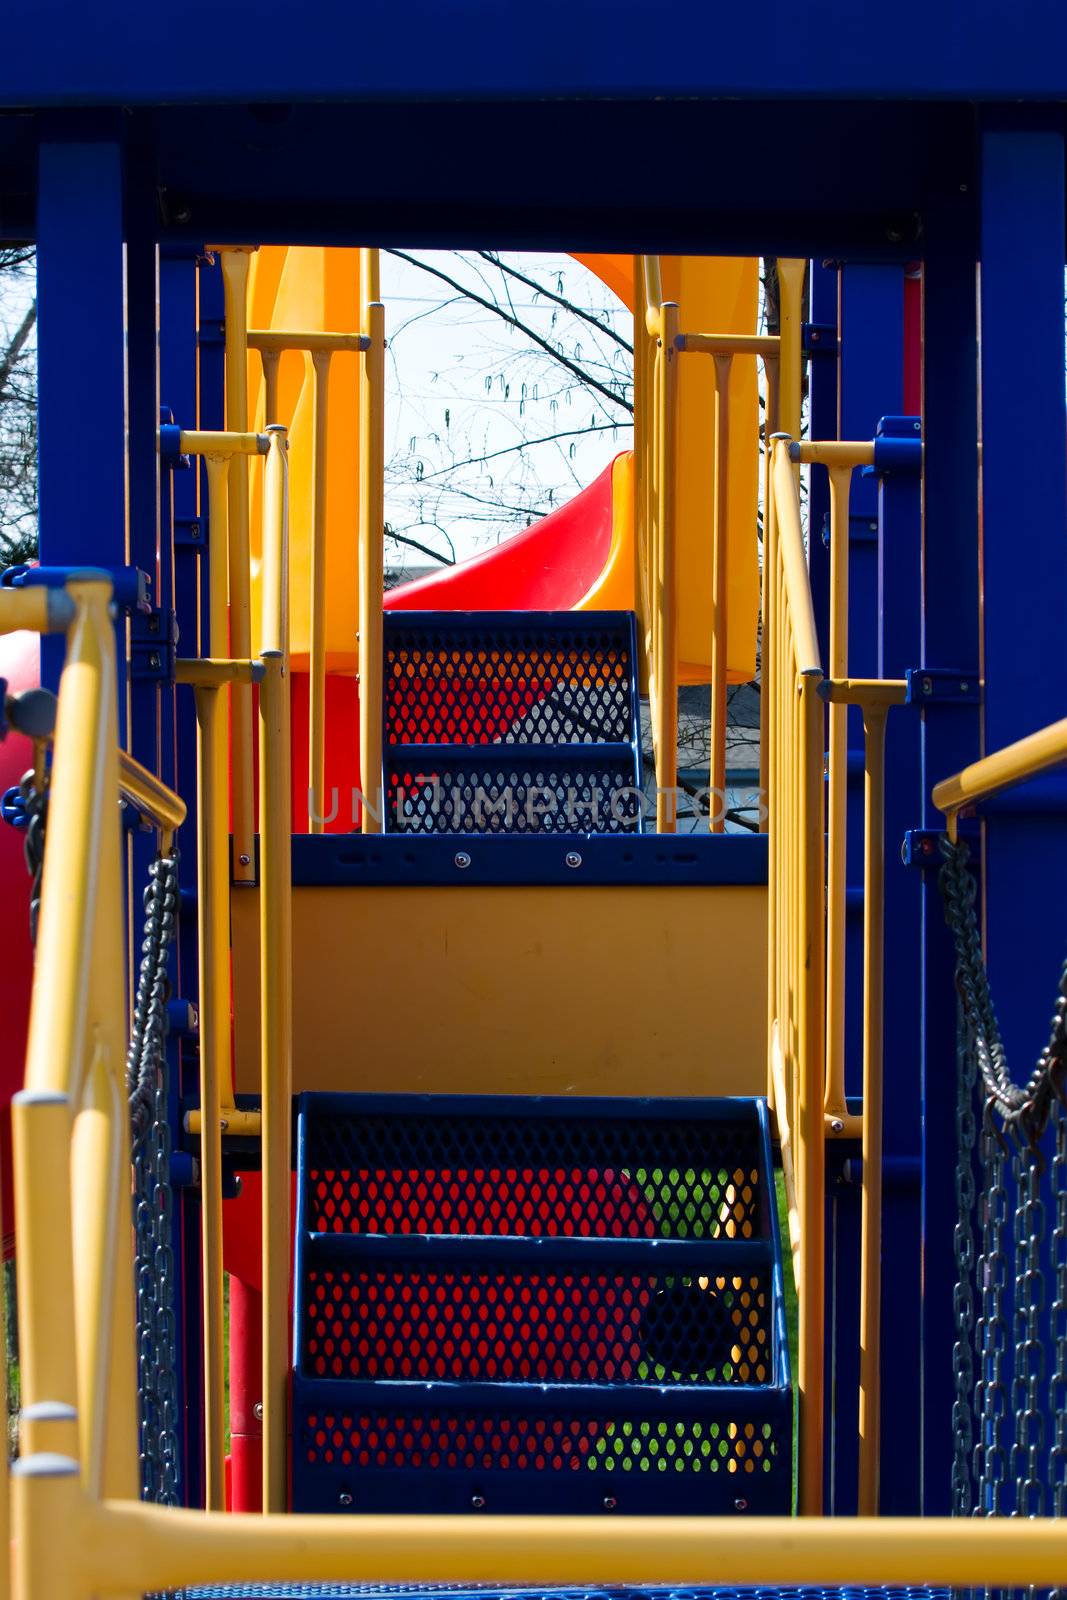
xmin=776 ymin=260 xmax=806 ymax=443
xmin=654 ymin=301 xmax=680 ymax=833
xmin=824 ymin=465 xmax=852 ymax=1122
xmin=220 ymin=247 xmax=256 ymax=883
xmin=308 ymin=349 xmax=331 ymax=834
xmin=709 ymin=352 xmax=732 ymax=832
xmin=260 ymin=424 xmax=293 ymax=1514
xmin=758 ymin=359 xmax=780 ymax=833
xmin=193 ymin=681 xmax=228 ymax=1509
xmin=12 ymin=1457 xmax=85 ymax=1600
xmin=858 ymin=701 xmax=890 ymax=1515
xmin=763 ymin=450 xmax=780 ymax=1102
xmin=262 ymin=348 xmax=281 ymax=427
xmin=797 ymin=670 xmax=826 ymax=1516
xmin=358 ymin=252 xmax=385 ymax=834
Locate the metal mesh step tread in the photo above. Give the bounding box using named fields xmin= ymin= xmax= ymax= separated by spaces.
xmin=381 ymin=611 xmax=643 ymax=835
xmin=183 ymin=1587 xmax=952 ymax=1599
xmin=292 ymin=1094 xmax=792 ymax=1517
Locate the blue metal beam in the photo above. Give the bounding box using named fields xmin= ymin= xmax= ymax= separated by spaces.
xmin=6 ymin=2 xmax=1067 ymax=105
xmin=919 ymin=192 xmax=981 ymax=1513
xmin=978 ymin=124 xmax=1067 ymax=1068
xmin=35 ymin=137 xmax=127 ymax=720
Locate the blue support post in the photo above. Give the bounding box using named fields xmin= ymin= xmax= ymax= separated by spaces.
xmin=919 ymin=193 xmax=981 ymax=1513
xmin=160 ymin=245 xmax=210 ymax=1508
xmin=822 ymin=264 xmax=907 ymax=1514
xmin=35 ymin=137 xmax=127 ymax=724
xmin=873 ymin=416 xmax=923 ymax=1514
xmin=979 ymin=126 xmax=1067 ymax=1065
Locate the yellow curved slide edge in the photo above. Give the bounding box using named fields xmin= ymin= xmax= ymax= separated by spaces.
xmin=577 ymin=253 xmax=760 ymax=685
xmin=243 ymin=248 xmax=759 ymax=685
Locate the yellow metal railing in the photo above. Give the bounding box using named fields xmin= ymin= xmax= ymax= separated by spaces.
xmin=764 ymin=435 xmax=826 ymax=1513
xmin=636 ymin=257 xmax=804 ymax=832
xmin=227 ymin=248 xmax=383 ymax=836
xmin=767 ymin=435 xmax=909 ymax=1516
xmin=933 ymin=713 xmax=1067 ymax=838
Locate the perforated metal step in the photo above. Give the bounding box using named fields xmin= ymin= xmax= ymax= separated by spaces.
xmin=291 ymin=1094 xmax=791 ymax=1517
xmin=381 ymin=612 xmax=643 ymax=835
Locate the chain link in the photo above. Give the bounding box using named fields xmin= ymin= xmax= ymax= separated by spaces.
xmin=953 ymin=1014 xmax=978 ymax=1513
xmin=19 ymin=769 xmax=47 ymax=947
xmin=130 ymin=852 xmax=182 ymax=1508
xmin=940 ymin=835 xmax=1067 ymax=1537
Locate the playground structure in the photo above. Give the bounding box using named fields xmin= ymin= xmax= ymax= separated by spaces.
xmin=2 ymin=5 xmax=1067 ymax=1595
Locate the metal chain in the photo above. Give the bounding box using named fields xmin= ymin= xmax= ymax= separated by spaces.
xmin=19 ymin=769 xmax=47 ymax=946
xmin=952 ymin=1012 xmax=978 ymax=1513
xmin=940 ymin=836 xmax=1067 ymax=1150
xmin=1010 ymin=1144 xmax=1045 ymax=1518
xmin=1051 ymin=1096 xmax=1067 ymax=1517
xmin=130 ymin=852 xmax=182 ymax=1508
xmin=940 ymin=834 xmax=1067 ymax=1534
xmin=973 ymin=1113 xmax=1009 ymax=1514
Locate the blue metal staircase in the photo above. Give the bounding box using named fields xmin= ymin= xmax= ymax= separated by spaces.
xmin=290 ymin=1093 xmax=792 ymax=1517
xmin=381 ymin=612 xmax=643 ymax=834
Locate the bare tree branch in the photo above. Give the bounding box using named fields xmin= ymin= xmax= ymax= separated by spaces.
xmin=477 ymin=251 xmax=633 ymax=356
xmin=386 ymin=249 xmax=633 ymax=418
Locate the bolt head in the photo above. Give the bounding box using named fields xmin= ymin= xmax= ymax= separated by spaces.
xmin=252 ymin=1401 xmax=263 ymax=1422
xmin=470 ymin=1493 xmax=485 ymax=1509
xmin=831 ymin=1118 xmax=844 ymax=1134
xmin=734 ymin=1497 xmax=749 ymax=1512
xmin=454 ymin=851 xmax=472 ymax=870
xmin=148 ymin=652 xmax=161 ymax=671
xmin=565 ymin=851 xmax=582 ymax=869
xmin=339 ymin=1490 xmax=353 ymax=1507
xmin=239 ymin=853 xmax=251 ymax=866
xmin=190 ymin=522 xmax=201 ymax=539
xmin=602 ymin=1495 xmax=617 ymax=1511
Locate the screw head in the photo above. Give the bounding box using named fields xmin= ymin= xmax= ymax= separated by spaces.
xmin=454 ymin=851 xmax=472 ymax=870
xmin=734 ymin=1497 xmax=749 ymax=1512
xmin=602 ymin=1495 xmax=617 ymax=1511
xmin=830 ymin=1118 xmax=844 ymax=1134
xmin=252 ymin=1401 xmax=263 ymax=1422
xmin=190 ymin=522 xmax=201 ymax=540
xmin=470 ymin=1493 xmax=485 ymax=1509
xmin=565 ymin=851 xmax=582 ymax=869
xmin=921 ymin=676 xmax=933 ymax=696
xmin=239 ymin=853 xmax=251 ymax=866
xmin=148 ymin=652 xmax=162 ymax=672
xmin=339 ymin=1491 xmax=353 ymax=1508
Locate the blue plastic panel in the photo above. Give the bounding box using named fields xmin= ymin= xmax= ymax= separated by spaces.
xmin=289 ymin=833 xmax=769 ymax=888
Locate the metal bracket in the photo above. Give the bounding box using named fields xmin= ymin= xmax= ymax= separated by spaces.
xmin=820 ymin=511 xmax=879 ymax=548
xmin=196 ymin=318 xmax=227 ymax=349
xmin=902 ymin=822 xmax=978 ymax=869
xmin=174 ymin=515 xmax=206 ymax=549
xmin=130 ymin=607 xmax=178 ymax=681
xmin=802 ymin=321 xmax=838 ymax=356
xmin=1 ymin=563 xmax=152 ymax=615
xmin=905 ymin=667 xmax=980 ymax=706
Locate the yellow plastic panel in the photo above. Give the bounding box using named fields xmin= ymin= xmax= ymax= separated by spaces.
xmin=231 ymin=882 xmax=767 ymax=1098
xmin=577 ymin=253 xmax=760 ymax=683
xmin=246 ymin=247 xmax=363 ymax=669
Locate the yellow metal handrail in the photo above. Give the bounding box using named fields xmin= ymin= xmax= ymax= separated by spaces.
xmin=933 ymin=713 xmax=1067 ymax=840
xmin=636 ymin=258 xmax=804 ymax=831
xmin=358 ymin=248 xmax=386 ymax=833
xmin=764 ymin=436 xmax=825 ymax=1513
